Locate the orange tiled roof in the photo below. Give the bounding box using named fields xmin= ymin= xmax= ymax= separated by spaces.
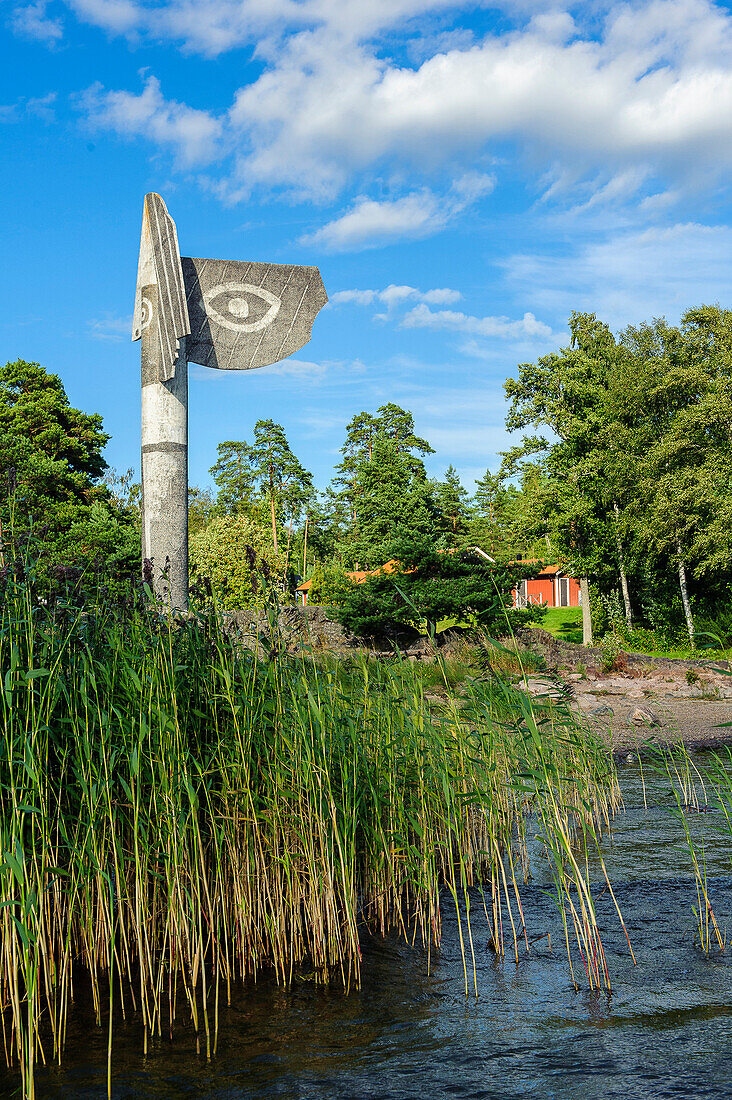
xmin=297 ymin=548 xmax=494 ymax=593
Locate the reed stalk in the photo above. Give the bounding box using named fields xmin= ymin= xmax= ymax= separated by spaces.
xmin=0 ymin=563 xmax=625 ymax=1097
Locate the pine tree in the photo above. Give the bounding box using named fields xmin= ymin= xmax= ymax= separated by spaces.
xmin=344 ymin=437 xmax=437 ymax=569
xmin=433 ymin=465 xmax=470 ymax=545
xmin=330 ymin=404 xmax=434 ymax=557
xmin=210 ymin=441 xmax=255 ymax=514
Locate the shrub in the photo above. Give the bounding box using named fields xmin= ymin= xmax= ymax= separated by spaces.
xmin=333 ymin=536 xmax=529 ymax=639
xmin=308 ymin=560 xmax=353 ymax=607
xmin=190 ymin=515 xmax=283 ymax=609
xmin=598 ymin=631 xmax=627 ymax=673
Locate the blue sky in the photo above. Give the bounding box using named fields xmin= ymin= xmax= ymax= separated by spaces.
xmin=3 ymin=0 xmax=732 ymax=494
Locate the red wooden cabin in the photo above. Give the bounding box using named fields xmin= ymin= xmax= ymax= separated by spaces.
xmin=513 ymin=564 xmax=581 ymax=608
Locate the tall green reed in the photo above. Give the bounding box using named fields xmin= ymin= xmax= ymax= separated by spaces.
xmin=0 ymin=562 xmax=623 ymax=1098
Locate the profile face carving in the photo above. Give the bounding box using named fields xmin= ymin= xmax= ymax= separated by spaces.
xmin=182 ymin=257 xmax=328 ymax=371
xmin=132 ymin=193 xmax=328 ymax=379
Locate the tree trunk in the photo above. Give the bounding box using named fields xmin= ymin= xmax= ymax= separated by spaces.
xmin=284 ymin=518 xmax=293 ymax=572
xmin=580 ymin=577 xmax=593 ymax=646
xmin=302 ymin=512 xmax=309 ymax=582
xmin=676 ymin=535 xmax=695 ymax=649
xmin=612 ymin=502 xmax=633 ymax=632
xmin=270 ymin=495 xmax=278 ymax=555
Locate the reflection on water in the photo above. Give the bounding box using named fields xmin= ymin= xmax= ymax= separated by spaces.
xmin=7 ymin=761 xmax=732 ymax=1099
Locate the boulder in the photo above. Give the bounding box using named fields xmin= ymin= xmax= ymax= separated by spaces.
xmin=630 ymin=706 xmax=662 ymax=727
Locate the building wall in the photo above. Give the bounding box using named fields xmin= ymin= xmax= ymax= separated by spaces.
xmin=567 ymin=577 xmax=581 ymax=606
xmin=514 ymin=573 xmax=582 ymax=608
xmin=527 ymin=577 xmax=556 ymax=605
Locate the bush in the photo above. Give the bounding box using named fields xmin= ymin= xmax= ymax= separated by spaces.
xmin=598 ymin=631 xmax=628 ymax=673
xmin=307 ymin=560 xmax=352 ymax=607
xmin=624 ymin=626 xmax=664 ymax=653
xmin=334 ymin=536 xmax=530 ymax=639
xmin=190 ymin=515 xmax=283 ymax=609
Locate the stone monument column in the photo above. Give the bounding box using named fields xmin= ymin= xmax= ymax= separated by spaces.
xmin=133 ymin=191 xmax=327 ymax=614
xmin=140 ymin=283 xmax=189 ymax=609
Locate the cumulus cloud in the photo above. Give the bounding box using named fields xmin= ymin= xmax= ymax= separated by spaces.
xmin=303 ymin=193 xmax=446 ymax=250
xmin=331 ymin=285 xmax=461 ymax=308
xmin=67 ymin=0 xmax=141 ymax=35
xmin=62 ymin=0 xmax=473 ymax=55
xmin=12 ymin=1 xmax=63 ymax=43
xmin=222 ymin=0 xmax=732 ymax=199
xmin=303 ymin=174 xmax=494 ymax=250
xmin=64 ymin=0 xmax=732 ymax=217
xmin=79 ymin=75 xmax=223 ymax=167
xmin=402 ymin=303 xmax=554 ymax=340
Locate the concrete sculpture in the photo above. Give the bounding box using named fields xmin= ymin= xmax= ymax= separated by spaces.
xmin=132 ymin=193 xmax=328 ymax=608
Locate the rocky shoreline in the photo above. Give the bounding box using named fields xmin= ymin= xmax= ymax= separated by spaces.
xmin=515 ymin=628 xmax=732 ymax=756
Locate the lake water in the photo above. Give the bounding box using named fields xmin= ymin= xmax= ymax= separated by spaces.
xmin=8 ymin=760 xmax=732 ymax=1099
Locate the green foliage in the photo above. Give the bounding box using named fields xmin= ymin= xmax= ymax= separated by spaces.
xmin=503 ymin=306 xmax=732 ymax=647
xmin=335 ymin=536 xmax=528 ymax=638
xmin=0 ymin=359 xmax=138 ymax=586
xmin=470 ymin=470 xmax=514 ymax=556
xmin=598 ymin=632 xmax=627 ymax=674
xmin=307 ymin=559 xmax=352 ymax=607
xmin=210 ymin=441 xmax=254 ymax=513
xmin=209 ymin=422 xmax=314 ymax=556
xmin=329 ymin=404 xmax=434 ymax=558
xmin=344 ymin=437 xmax=437 ymax=569
xmin=433 ymin=464 xmax=470 ymax=545
xmin=188 ymin=485 xmax=219 ymax=537
xmin=190 ymin=514 xmax=283 ymax=608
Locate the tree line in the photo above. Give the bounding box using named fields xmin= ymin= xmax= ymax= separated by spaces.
xmin=2 ymin=302 xmax=730 ymax=647
xmin=503 ymin=305 xmax=732 ymax=648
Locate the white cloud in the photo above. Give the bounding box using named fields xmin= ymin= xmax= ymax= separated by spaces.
xmin=79 ymin=75 xmax=223 ymax=167
xmin=67 ymin=0 xmax=141 ymax=36
xmin=330 ymin=284 xmax=461 ymax=308
xmin=12 ymin=1 xmax=64 ymax=43
xmin=222 ymin=0 xmax=732 ymax=200
xmin=259 ymin=356 xmax=328 ymax=378
xmin=51 ymin=0 xmax=732 ymax=237
xmin=505 ymin=221 xmax=732 ymax=327
xmin=27 ymin=92 xmax=57 ymax=121
xmin=0 ymin=92 xmax=57 ymax=123
xmin=302 ymin=192 xmax=447 ymax=251
xmin=63 ymin=0 xmax=474 ymax=56
xmin=303 ymin=172 xmax=494 ymax=249
xmin=402 ymin=303 xmax=554 ymax=340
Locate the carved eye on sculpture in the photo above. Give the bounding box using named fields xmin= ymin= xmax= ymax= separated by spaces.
xmin=203 ymin=283 xmax=282 ymax=333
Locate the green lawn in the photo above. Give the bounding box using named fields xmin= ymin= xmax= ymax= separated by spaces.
xmin=535 ymin=606 xmax=583 ymax=644
xmin=535 ymin=607 xmax=730 ymax=662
